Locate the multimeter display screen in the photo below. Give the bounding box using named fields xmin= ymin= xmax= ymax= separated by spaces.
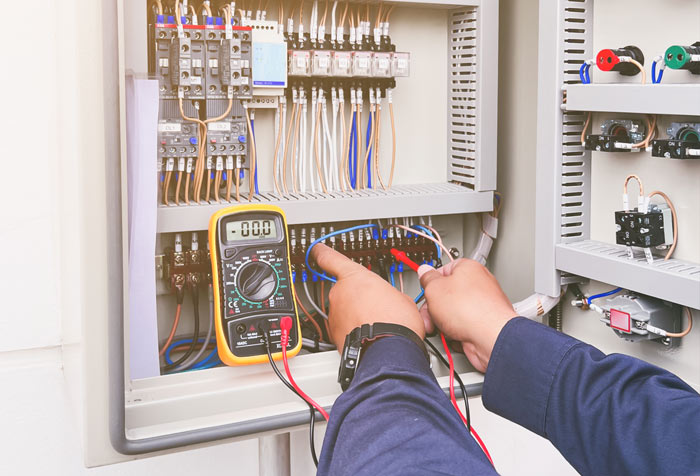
xmin=225 ymin=219 xmax=278 ymax=242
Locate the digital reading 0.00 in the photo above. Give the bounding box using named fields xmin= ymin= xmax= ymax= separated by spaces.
xmin=225 ymin=219 xmax=277 ymax=242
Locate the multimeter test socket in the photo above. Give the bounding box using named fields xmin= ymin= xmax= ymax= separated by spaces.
xmin=209 ymin=204 xmax=302 ymax=366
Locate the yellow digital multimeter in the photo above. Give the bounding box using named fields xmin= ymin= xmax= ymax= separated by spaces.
xmin=209 ymin=204 xmax=302 ymax=366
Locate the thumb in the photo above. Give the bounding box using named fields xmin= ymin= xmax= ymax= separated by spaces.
xmin=418 ymin=265 xmax=442 ymax=289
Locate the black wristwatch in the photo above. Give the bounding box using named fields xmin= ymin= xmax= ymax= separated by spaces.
xmin=338 ymin=323 xmax=429 ymax=391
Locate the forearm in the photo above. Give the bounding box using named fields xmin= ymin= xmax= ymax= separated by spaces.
xmin=483 ymin=317 xmax=700 ymax=476
xmin=318 ymin=336 xmax=495 ymax=476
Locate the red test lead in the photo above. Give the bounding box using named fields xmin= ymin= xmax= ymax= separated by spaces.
xmin=390 ymin=248 xmax=420 ymax=272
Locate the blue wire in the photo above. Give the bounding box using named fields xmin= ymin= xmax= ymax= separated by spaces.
xmin=348 ymin=112 xmax=357 ymax=188
xmin=352 ymin=113 xmax=359 ymax=189
xmin=190 ymin=356 xmax=222 ymax=371
xmin=366 ymin=113 xmax=373 ymax=189
xmin=414 ymin=289 xmax=424 ymax=303
xmin=587 ymin=287 xmax=623 ymax=305
xmin=652 ymin=61 xmax=664 ymax=84
xmin=164 ymin=338 xmax=218 ymax=368
xmin=390 ymin=272 xmax=395 ymax=287
xmin=579 ymin=63 xmax=591 ymax=84
xmin=251 ymin=118 xmax=259 ymax=194
xmin=305 ymin=224 xmax=379 ymax=283
xmin=411 ymin=225 xmax=441 ymax=259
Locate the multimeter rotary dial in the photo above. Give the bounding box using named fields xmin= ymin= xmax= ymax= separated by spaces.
xmin=235 ymin=260 xmax=278 ymax=302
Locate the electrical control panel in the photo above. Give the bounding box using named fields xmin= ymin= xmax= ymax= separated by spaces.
xmin=107 ymin=0 xmax=500 ymax=459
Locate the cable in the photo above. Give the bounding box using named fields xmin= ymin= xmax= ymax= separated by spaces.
xmin=424 ymin=338 xmax=470 ymax=430
xmin=251 ymin=116 xmax=259 ymax=194
xmin=388 ymin=95 xmax=397 ymax=188
xmin=648 ymin=190 xmax=678 ymax=260
xmin=304 ymin=280 xmax=329 ymax=320
xmin=159 ymin=302 xmax=182 ymax=356
xmin=244 ymin=105 xmax=257 ymax=200
xmin=580 ymin=112 xmax=592 ymax=145
xmin=579 ymin=62 xmax=591 ymax=84
xmin=412 ymin=225 xmax=442 ymax=259
xmin=163 ymin=284 xmax=200 ymax=371
xmin=280 ymin=319 xmax=330 ymax=421
xmin=389 ymin=271 xmax=395 ymax=288
xmin=178 ymin=283 xmax=215 ymax=370
xmin=302 ymin=338 xmax=336 ymax=352
xmin=586 ymin=287 xmax=622 ymax=305
xmin=305 ymin=224 xmax=378 ymax=283
xmin=263 ymin=331 xmax=319 ymax=467
xmin=398 ymin=272 xmax=404 ymax=293
xmin=626 ymin=58 xmax=647 ymax=84
xmin=652 ymin=56 xmax=665 ymax=84
xmin=665 ymin=307 xmax=693 ymax=338
xmin=295 ymin=292 xmax=324 ymax=339
xmin=441 ymin=334 xmax=493 ymax=466
xmin=365 ymin=108 xmax=373 ymax=188
xmin=390 ymin=224 xmax=453 ymax=261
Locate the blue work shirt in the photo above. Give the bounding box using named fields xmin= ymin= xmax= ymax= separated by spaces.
xmin=317 ymin=317 xmax=700 ymax=475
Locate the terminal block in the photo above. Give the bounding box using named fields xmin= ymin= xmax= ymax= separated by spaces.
xmin=651 ymin=122 xmax=700 ymax=160
xmin=664 ymin=42 xmax=700 ymax=74
xmin=585 ymin=119 xmax=646 ymax=153
xmin=599 ymin=293 xmax=681 ymax=345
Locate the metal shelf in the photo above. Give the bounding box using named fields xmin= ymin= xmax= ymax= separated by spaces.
xmin=157 ymin=183 xmax=494 ymax=232
xmin=556 ymin=240 xmax=700 ymax=309
xmin=565 ymin=84 xmax=700 ymax=116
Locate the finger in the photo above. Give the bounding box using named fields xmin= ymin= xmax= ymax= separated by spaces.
xmin=418 ymin=266 xmax=443 ymax=289
xmin=311 ymin=243 xmax=365 ymax=279
xmin=419 ymin=302 xmax=435 ymax=335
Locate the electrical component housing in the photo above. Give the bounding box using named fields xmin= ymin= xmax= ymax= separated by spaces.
xmin=615 ymin=205 xmax=672 ymax=249
xmin=651 ymin=122 xmax=700 ymax=159
xmin=599 ymin=293 xmax=681 ymax=344
xmin=585 ymin=119 xmax=646 ymax=153
xmin=664 ymin=42 xmax=700 ymax=74
xmin=596 ymin=45 xmax=644 ymax=75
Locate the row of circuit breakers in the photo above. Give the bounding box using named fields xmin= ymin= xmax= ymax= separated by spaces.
xmin=148 ymin=12 xmax=410 ymax=189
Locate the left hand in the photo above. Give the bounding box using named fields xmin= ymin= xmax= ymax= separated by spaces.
xmin=311 ymin=243 xmax=426 ymax=350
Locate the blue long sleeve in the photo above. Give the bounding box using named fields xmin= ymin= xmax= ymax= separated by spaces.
xmin=317 ymin=336 xmax=495 ymax=476
xmin=483 ymin=317 xmax=700 ymax=476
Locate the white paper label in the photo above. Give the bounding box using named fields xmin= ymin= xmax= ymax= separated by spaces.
xmin=178 ymin=157 xmax=185 ymax=170
xmin=186 ymin=158 xmax=193 ymax=173
xmin=158 ymin=122 xmax=181 ymax=132
xmin=166 ymin=158 xmax=175 ymax=171
xmin=190 ymin=76 xmax=202 ymax=85
xmin=208 ymin=122 xmax=231 ymax=132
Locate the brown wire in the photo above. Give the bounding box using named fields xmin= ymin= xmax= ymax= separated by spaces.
xmin=236 ymin=165 xmax=241 ymax=201
xmin=313 ymin=101 xmax=329 ymax=193
xmin=295 ymin=292 xmax=323 ymax=340
xmin=162 ymin=169 xmax=172 ymax=205
xmin=272 ymin=103 xmax=284 ymax=194
xmin=282 ymin=103 xmax=298 ymax=195
xmin=339 ymin=100 xmax=348 ymax=191
xmin=226 ymin=165 xmax=233 ymax=202
xmin=360 ymin=106 xmax=376 ymax=189
xmin=666 ymin=308 xmax=693 ymax=338
xmin=387 ymin=101 xmax=397 ymax=188
xmin=648 ymin=190 xmax=678 ymax=260
xmin=580 ymin=111 xmax=592 ymax=145
xmin=214 ymin=168 xmax=221 ymax=202
xmin=159 ymin=303 xmax=182 ymax=356
xmin=185 ymin=171 xmax=191 ymax=203
xmin=244 ymin=107 xmax=257 ymax=201
xmin=174 ymin=168 xmax=183 ymax=204
xmin=320 ymin=280 xmax=326 ymax=315
xmin=291 ymin=103 xmax=301 ymax=194
xmin=374 ymin=104 xmax=387 ymax=190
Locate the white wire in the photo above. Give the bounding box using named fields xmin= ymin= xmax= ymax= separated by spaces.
xmin=309 ymin=90 xmax=317 ymax=193
xmin=322 ymin=95 xmax=333 ymax=190
xmin=279 ymin=103 xmax=287 ymax=194
xmin=331 ymin=89 xmax=339 ymax=190
xmin=331 ymin=1 xmax=338 ymax=42
xmin=296 ymin=94 xmax=304 ymax=194
xmin=303 ymin=280 xmax=329 ymax=320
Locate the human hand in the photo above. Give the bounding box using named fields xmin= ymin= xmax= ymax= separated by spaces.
xmin=311 ymin=243 xmax=425 ymax=350
xmin=418 ymin=259 xmax=517 ymax=373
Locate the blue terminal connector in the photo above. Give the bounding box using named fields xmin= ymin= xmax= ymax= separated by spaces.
xmin=381 ymin=230 xmax=388 ymax=240
xmin=156 ymin=14 xmax=165 ymax=23
xmin=397 ymin=262 xmax=404 ymax=273
xmin=292 ymin=271 xmax=296 ymax=283
xmin=301 ymin=270 xmax=308 ymax=283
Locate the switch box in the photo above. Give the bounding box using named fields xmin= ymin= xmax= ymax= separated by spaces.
xmin=600 ymin=293 xmax=681 ymax=344
xmin=614 ymin=206 xmax=672 ymax=248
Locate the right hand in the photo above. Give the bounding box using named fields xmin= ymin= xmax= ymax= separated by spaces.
xmin=418 ymin=259 xmax=517 ymax=373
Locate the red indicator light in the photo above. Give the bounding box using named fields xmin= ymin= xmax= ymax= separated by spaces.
xmin=610 ymin=308 xmax=632 ymax=333
xmin=597 ymin=49 xmax=621 ymax=72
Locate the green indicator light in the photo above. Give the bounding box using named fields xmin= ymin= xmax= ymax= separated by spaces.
xmin=664 ymin=45 xmax=689 ymax=70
